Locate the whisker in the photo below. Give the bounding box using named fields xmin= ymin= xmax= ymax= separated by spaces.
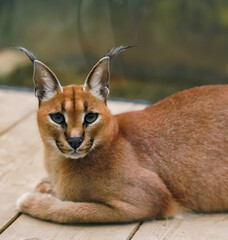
xmin=43 ymin=138 xmax=55 ymax=141
xmin=61 ymin=150 xmax=72 ymax=154
xmin=79 ymin=148 xmax=91 ymax=152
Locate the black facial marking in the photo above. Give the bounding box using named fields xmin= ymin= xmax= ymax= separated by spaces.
xmin=82 ymin=131 xmax=85 ymax=138
xmin=83 ymin=121 xmax=89 ymax=128
xmin=61 ymin=101 xmax=65 ymax=111
xmin=84 ymin=101 xmax=88 ymax=112
xmin=72 ymin=87 xmax=76 ymax=112
xmin=90 ymin=139 xmax=94 ymax=146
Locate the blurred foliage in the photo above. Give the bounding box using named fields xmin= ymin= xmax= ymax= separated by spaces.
xmin=0 ymin=0 xmax=227 ymax=102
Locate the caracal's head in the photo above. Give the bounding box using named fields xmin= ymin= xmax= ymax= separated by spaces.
xmin=18 ymin=46 xmax=132 ymax=159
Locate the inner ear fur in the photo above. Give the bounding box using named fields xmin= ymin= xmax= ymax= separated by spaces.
xmin=83 ymin=57 xmax=110 ymax=100
xmin=34 ymin=60 xmax=63 ymax=101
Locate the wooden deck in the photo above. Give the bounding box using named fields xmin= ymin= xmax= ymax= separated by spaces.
xmin=0 ymin=89 xmax=227 ymax=240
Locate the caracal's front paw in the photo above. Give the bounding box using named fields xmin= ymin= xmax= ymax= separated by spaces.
xmin=16 ymin=192 xmax=34 ymax=213
xmin=16 ymin=192 xmax=60 ymax=219
xmin=33 ymin=178 xmax=56 ymax=196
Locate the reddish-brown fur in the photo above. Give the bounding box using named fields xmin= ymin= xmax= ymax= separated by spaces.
xmin=17 ymin=48 xmax=228 ymax=223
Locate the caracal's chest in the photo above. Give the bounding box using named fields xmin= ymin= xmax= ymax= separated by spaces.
xmin=53 ymin=160 xmax=120 ymax=202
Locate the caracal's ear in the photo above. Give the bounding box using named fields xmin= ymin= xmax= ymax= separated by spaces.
xmin=83 ymin=57 xmax=110 ymax=100
xmin=16 ymin=47 xmax=63 ymax=102
xmin=83 ymin=45 xmax=134 ymax=101
xmin=33 ymin=60 xmax=63 ymax=101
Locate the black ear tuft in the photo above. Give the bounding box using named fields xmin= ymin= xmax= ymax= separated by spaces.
xmin=16 ymin=46 xmax=62 ymax=102
xmin=105 ymin=45 xmax=135 ymax=60
xmin=15 ymin=46 xmax=38 ymax=63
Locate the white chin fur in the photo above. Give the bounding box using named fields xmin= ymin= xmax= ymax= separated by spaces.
xmin=64 ymin=152 xmax=87 ymax=160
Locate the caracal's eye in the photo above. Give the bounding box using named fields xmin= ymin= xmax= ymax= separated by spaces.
xmin=50 ymin=113 xmax=65 ymax=125
xmin=85 ymin=112 xmax=98 ymax=124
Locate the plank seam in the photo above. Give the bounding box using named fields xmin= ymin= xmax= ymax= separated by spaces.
xmin=126 ymin=221 xmax=143 ymax=240
xmin=0 ymin=109 xmax=36 ymax=137
xmin=0 ymin=212 xmax=21 ymax=234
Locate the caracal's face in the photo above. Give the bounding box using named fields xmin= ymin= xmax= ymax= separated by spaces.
xmin=37 ymin=85 xmax=111 ymax=159
xmin=18 ymin=46 xmax=128 ymax=159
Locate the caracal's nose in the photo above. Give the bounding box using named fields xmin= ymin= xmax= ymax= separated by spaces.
xmin=67 ymin=137 xmax=83 ymax=150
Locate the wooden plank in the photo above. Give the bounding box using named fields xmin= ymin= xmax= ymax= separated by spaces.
xmin=132 ymin=214 xmax=228 ymax=240
xmin=0 ymin=114 xmax=44 ymax=230
xmin=0 ymin=215 xmax=140 ymax=240
xmin=0 ymin=89 xmax=36 ymax=135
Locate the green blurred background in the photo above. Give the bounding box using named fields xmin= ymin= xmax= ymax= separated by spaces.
xmin=0 ymin=0 xmax=227 ymax=102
